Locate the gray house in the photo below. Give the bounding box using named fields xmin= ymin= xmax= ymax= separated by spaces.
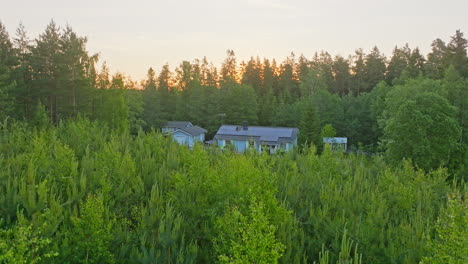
xmin=213 ymin=123 xmax=298 ymax=153
xmin=162 ymin=121 xmax=207 ymax=148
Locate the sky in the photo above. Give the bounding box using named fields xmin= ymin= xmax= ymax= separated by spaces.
xmin=2 ymin=0 xmax=467 ymax=80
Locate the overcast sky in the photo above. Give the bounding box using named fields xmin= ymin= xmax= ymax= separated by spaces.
xmin=2 ymin=0 xmax=467 ymax=80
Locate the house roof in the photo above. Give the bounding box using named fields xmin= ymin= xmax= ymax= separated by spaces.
xmin=181 ymin=126 xmax=207 ymax=136
xmin=323 ymin=137 xmax=348 ymax=144
xmin=174 ymin=125 xmax=207 ymax=137
xmin=214 ymin=125 xmax=298 ymax=144
xmin=165 ymin=121 xmax=193 ymax=128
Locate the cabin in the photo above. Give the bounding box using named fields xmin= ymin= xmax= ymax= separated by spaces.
xmin=213 ymin=123 xmax=298 ymax=154
xmin=163 ymin=121 xmax=207 ymax=148
xmin=323 ymin=137 xmax=348 ymax=151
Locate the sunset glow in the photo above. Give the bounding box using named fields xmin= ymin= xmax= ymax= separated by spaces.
xmin=2 ymin=0 xmax=467 ymax=80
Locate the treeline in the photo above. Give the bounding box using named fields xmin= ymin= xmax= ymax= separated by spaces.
xmin=0 ymin=118 xmax=466 ymax=263
xmin=0 ymin=20 xmax=467 ymax=177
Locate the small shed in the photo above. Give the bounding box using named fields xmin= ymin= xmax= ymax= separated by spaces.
xmin=323 ymin=137 xmax=348 ymax=151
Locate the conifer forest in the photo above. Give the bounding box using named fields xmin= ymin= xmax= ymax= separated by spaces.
xmin=0 ymin=20 xmax=467 ymax=263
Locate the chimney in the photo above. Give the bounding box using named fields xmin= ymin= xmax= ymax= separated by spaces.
xmin=242 ymin=121 xmax=248 ymax=130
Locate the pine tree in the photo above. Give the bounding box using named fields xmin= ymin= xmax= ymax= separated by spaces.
xmin=406 ymin=47 xmax=425 ymax=78
xmin=142 ymin=67 xmax=164 ymax=129
xmin=363 ymin=46 xmax=386 ymax=92
xmin=29 ymin=20 xmax=62 ymax=123
xmin=221 ymin=49 xmax=237 ymax=85
xmin=157 ymin=64 xmax=174 ymax=121
xmin=241 ymin=57 xmax=262 ymax=95
xmin=13 ymin=23 xmax=32 ymax=119
xmin=296 ymin=54 xmax=310 ymax=83
xmin=447 ymin=30 xmax=468 ymax=76
xmin=386 ymin=45 xmax=411 ymax=84
xmin=31 ymin=101 xmax=50 ymax=129
xmin=332 ymin=55 xmax=351 ymax=95
xmin=262 ymin=59 xmax=276 ymax=96
xmin=0 ymin=66 xmax=16 ymax=120
xmin=300 ymin=70 xmax=327 ymax=98
xmin=426 ymin=38 xmax=449 ymax=79
xmin=0 ymin=21 xmax=14 ymax=65
xmin=57 ymin=26 xmax=94 ymax=118
xmin=299 ymin=103 xmax=321 ymax=147
xmin=67 ymin=195 xmax=115 ymax=264
xmin=351 ymin=49 xmax=366 ymax=96
xmin=0 ymin=21 xmax=16 ymax=120
xmin=321 ymin=124 xmax=336 ymax=138
xmin=175 ymin=60 xmax=193 ymax=91
xmin=278 ymin=53 xmax=300 ymax=100
xmin=310 ymin=51 xmax=334 ymax=93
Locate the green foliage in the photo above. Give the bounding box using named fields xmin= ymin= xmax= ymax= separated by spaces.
xmin=383 ymin=90 xmax=461 ymax=170
xmin=342 ymin=93 xmax=376 ymax=149
xmin=31 ymin=101 xmax=50 ymax=129
xmin=420 ymin=193 xmax=468 ymax=264
xmin=221 ymin=83 xmax=258 ymax=125
xmin=321 ymin=124 xmax=336 ymax=138
xmin=97 ymin=89 xmax=129 ymax=132
xmin=305 ymin=90 xmax=345 ymax=134
xmin=0 ymin=65 xmax=16 ymax=121
xmin=142 ymin=67 xmax=164 ymax=130
xmin=0 ymin=22 xmax=17 ymax=120
xmin=272 ymin=100 xmax=305 ymax=128
xmin=0 ymin=117 xmax=463 ymax=264
xmin=66 ymin=195 xmax=115 ymax=264
xmin=0 ymin=219 xmax=58 ymax=264
xmin=299 ymin=103 xmax=321 ymax=147
xmin=300 ymin=70 xmax=327 ymax=97
xmin=276 ymin=149 xmax=451 ymax=263
xmin=363 ymin=46 xmax=387 ymax=93
xmin=215 ymin=201 xmax=285 ymax=264
xmin=313 ymin=230 xmax=362 ymax=264
xmin=442 ymin=66 xmax=468 ymax=180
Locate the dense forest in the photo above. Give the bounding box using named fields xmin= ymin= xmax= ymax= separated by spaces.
xmin=0 ymin=20 xmax=467 ymax=263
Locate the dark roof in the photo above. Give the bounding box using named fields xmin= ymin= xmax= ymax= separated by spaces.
xmin=165 ymin=121 xmax=193 ymax=128
xmin=214 ymin=125 xmax=298 ymax=144
xmin=175 ymin=125 xmax=207 ymax=136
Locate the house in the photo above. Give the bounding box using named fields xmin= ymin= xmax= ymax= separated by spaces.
xmin=323 ymin=137 xmax=347 ymax=151
xmin=162 ymin=121 xmax=193 ymax=134
xmin=163 ymin=121 xmax=207 ymax=148
xmin=213 ymin=123 xmax=299 ymax=153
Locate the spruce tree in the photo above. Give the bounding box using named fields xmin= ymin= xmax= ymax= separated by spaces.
xmin=142 ymin=67 xmax=163 ymax=129
xmin=220 ymin=49 xmax=237 ymax=85
xmin=0 ymin=21 xmax=16 ymax=120
xmin=332 ymin=55 xmax=351 ymax=95
xmin=299 ymin=103 xmax=321 ymax=147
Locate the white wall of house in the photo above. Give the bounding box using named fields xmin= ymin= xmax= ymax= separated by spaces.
xmin=216 ymin=138 xmax=297 ymax=154
xmin=172 ymin=131 xmax=194 ymax=147
xmin=196 ymin=133 xmax=205 ymax=142
xmin=254 ymin=142 xmax=262 ymax=153
xmin=217 ymin=139 xmax=226 ymax=147
xmin=233 ymin=140 xmax=249 ymax=152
